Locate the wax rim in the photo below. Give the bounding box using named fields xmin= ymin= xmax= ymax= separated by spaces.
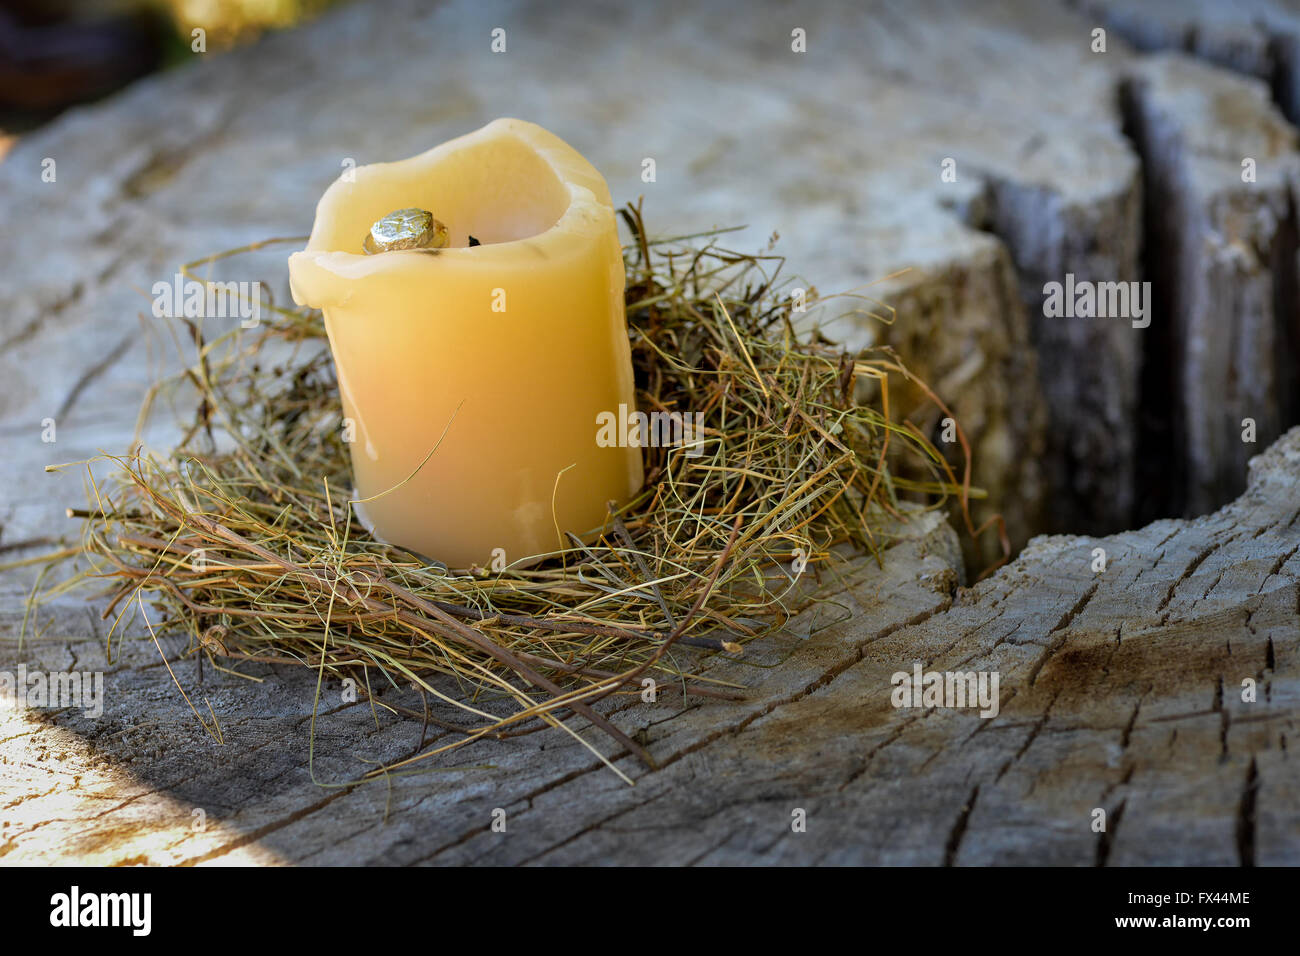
xmin=289 ymin=118 xmax=613 ymax=290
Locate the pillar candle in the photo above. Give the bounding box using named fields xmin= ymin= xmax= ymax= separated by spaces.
xmin=288 ymin=119 xmax=644 ymax=569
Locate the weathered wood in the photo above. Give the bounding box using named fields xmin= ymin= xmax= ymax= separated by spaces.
xmin=1077 ymin=0 xmax=1300 ymax=122
xmin=1123 ymin=53 xmax=1300 ymax=519
xmin=1 ymin=0 xmax=1299 ymax=865
xmin=1072 ymin=0 xmax=1300 ymax=519
xmin=3 ymin=428 xmax=1296 ymax=865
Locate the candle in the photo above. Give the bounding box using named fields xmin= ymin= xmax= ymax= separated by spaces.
xmin=288 ymin=119 xmax=644 ymax=569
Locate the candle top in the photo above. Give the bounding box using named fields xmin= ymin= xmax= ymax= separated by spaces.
xmin=362 ymin=208 xmax=449 ymax=254
xmin=289 ymin=119 xmax=619 ymax=310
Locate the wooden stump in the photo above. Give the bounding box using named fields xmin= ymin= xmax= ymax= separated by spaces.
xmin=0 ymin=0 xmax=1297 ymax=864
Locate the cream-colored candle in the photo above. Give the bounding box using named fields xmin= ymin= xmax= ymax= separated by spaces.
xmin=288 ymin=119 xmax=643 ymax=568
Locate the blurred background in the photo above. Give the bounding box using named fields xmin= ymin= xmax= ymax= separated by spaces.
xmin=0 ymin=0 xmax=336 ymax=147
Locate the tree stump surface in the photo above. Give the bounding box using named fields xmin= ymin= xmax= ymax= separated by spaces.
xmin=0 ymin=0 xmax=1297 ymax=865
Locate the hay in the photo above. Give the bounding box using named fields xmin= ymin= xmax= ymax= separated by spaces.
xmin=35 ymin=201 xmax=978 ymax=782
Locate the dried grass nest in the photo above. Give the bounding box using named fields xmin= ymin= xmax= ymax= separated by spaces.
xmin=34 ymin=202 xmax=987 ymax=782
